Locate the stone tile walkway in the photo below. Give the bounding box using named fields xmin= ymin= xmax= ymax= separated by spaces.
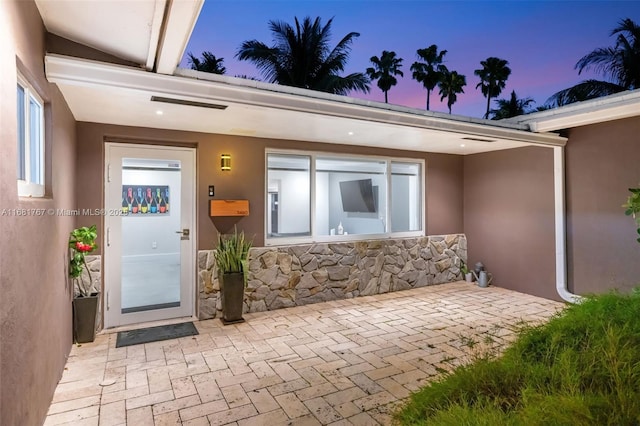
xmin=45 ymin=282 xmax=564 ymax=426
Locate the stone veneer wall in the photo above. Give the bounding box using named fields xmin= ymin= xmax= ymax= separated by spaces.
xmin=198 ymin=234 xmax=467 ymax=320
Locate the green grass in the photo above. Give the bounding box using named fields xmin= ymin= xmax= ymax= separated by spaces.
xmin=395 ymin=291 xmax=640 ymax=425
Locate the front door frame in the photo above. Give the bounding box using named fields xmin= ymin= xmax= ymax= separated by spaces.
xmin=103 ymin=142 xmax=197 ymax=328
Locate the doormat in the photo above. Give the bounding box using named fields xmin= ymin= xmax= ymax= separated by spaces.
xmin=116 ymin=322 xmax=198 ymax=348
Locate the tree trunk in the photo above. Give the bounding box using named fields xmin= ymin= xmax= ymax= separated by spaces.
xmin=484 ymin=82 xmax=493 ymax=119
xmin=384 ymin=91 xmax=388 ymax=103
xmin=485 ymin=93 xmax=491 ymax=119
xmin=426 ymin=90 xmax=430 ymax=110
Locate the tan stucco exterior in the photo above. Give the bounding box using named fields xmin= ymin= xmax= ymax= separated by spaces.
xmin=464 ymin=146 xmax=558 ymax=300
xmin=2 ymin=1 xmax=640 ymax=422
xmin=565 ymin=116 xmax=640 ymax=294
xmin=0 ymin=1 xmax=77 ymax=424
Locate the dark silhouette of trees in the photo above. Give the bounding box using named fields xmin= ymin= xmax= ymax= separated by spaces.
xmin=490 ymin=90 xmax=535 ymax=119
xmin=475 ymin=57 xmax=512 ymax=118
xmin=366 ymin=50 xmax=404 ymax=103
xmin=411 ymin=45 xmax=448 ymax=110
xmin=187 ymin=52 xmax=226 ymax=74
xmin=548 ymin=18 xmax=640 ymax=106
xmin=438 ymin=69 xmax=467 ymax=114
xmin=236 ymin=16 xmax=369 ymax=95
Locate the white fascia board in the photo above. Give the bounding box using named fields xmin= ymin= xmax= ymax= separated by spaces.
xmin=175 ymin=68 xmax=534 ymax=131
xmin=155 ymin=0 xmax=204 ymax=74
xmin=506 ymin=89 xmax=640 ymax=132
xmin=46 ymin=54 xmax=567 ymax=147
xmin=145 ymin=0 xmax=167 ymax=70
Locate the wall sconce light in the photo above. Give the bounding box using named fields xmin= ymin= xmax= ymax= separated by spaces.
xmin=221 ymin=154 xmax=231 ymax=171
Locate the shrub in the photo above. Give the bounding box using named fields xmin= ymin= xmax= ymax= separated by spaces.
xmin=395 ymin=291 xmax=640 ymax=425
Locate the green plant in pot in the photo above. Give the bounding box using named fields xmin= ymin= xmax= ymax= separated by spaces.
xmin=69 ymin=225 xmax=99 ymax=343
xmin=622 ymin=183 xmax=640 ymax=243
xmin=460 ymin=259 xmax=473 ymax=282
xmin=214 ymin=227 xmax=252 ymax=324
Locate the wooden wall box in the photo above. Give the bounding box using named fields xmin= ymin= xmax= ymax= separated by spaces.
xmin=210 ymin=200 xmax=250 ymax=217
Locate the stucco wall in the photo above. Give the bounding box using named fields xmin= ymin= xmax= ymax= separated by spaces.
xmin=75 ymin=122 xmax=464 ymax=250
xmin=0 ymin=1 xmax=77 ymax=425
xmin=565 ymin=117 xmax=640 ymax=294
xmin=464 ymin=146 xmax=557 ymax=300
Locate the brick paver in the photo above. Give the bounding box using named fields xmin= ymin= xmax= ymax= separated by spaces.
xmin=45 ymin=282 xmax=563 ymax=425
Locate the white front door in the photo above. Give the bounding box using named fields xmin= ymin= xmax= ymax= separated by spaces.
xmin=104 ymin=143 xmax=196 ymax=328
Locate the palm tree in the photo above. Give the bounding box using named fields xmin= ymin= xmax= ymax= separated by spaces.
xmin=489 ymin=90 xmax=535 ymax=119
xmin=187 ymin=52 xmax=226 ymax=74
xmin=548 ymin=18 xmax=640 ymax=106
xmin=410 ymin=45 xmax=448 ymax=110
xmin=236 ymin=16 xmax=369 ymax=95
xmin=474 ymin=57 xmax=512 ymax=119
xmin=366 ymin=51 xmax=404 ymax=103
xmin=438 ymin=69 xmax=466 ymax=114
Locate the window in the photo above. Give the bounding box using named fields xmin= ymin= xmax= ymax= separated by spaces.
xmin=266 ymin=154 xmax=311 ymax=238
xmin=17 ymin=74 xmax=44 ymax=197
xmin=391 ymin=162 xmax=422 ymax=232
xmin=266 ymin=151 xmax=423 ymax=244
xmin=316 ymin=157 xmax=387 ymax=237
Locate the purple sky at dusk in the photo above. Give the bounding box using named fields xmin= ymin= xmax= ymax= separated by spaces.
xmin=181 ymin=1 xmax=640 ymax=118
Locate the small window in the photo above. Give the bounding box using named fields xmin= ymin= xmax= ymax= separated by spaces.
xmin=17 ymin=74 xmax=44 ymax=197
xmin=267 ymin=154 xmax=311 ymax=238
xmin=391 ymin=162 xmax=422 ymax=232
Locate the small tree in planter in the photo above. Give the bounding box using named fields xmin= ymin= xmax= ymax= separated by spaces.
xmin=214 ymin=227 xmax=252 ymax=324
xmin=69 ymin=225 xmax=99 ymax=343
xmin=623 ymin=184 xmax=640 ymax=243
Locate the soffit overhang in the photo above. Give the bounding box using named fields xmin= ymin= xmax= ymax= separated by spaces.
xmin=504 ymin=89 xmax=640 ymax=132
xmin=46 ymin=54 xmax=567 ymax=154
xmin=35 ymin=0 xmax=203 ymax=73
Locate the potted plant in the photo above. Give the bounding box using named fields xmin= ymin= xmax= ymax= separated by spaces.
xmin=461 ymin=259 xmax=473 ymax=282
xmin=214 ymin=227 xmax=252 ymax=324
xmin=623 ymin=183 xmax=640 ymax=243
xmin=69 ymin=225 xmax=99 ymax=343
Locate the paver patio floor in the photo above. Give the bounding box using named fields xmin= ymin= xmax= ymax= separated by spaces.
xmin=45 ymin=282 xmax=564 ymax=426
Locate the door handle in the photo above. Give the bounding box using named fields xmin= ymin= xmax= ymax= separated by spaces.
xmin=176 ymin=229 xmax=190 ymax=240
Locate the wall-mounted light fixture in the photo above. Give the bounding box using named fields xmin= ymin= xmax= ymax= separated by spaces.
xmin=221 ymin=154 xmax=231 ymax=171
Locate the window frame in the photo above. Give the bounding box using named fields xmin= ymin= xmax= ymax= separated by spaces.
xmin=265 ymin=149 xmax=425 ymax=246
xmin=17 ymin=72 xmax=45 ymax=198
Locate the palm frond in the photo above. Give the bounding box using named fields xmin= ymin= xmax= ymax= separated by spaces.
xmin=546 ymin=79 xmax=626 ymax=107
xmin=236 ymin=16 xmax=367 ymax=95
xmin=567 ymin=17 xmax=640 ymax=93
xmin=490 ymin=90 xmax=535 ymax=119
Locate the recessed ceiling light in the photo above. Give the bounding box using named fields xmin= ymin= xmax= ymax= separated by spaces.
xmin=348 ymin=131 xmax=354 ymax=136
xmin=460 ymin=144 xmax=465 ymax=147
xmin=156 ymin=110 xmax=163 ymax=115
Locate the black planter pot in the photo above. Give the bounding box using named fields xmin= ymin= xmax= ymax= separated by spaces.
xmin=219 ymin=272 xmax=245 ymax=325
xmin=73 ymin=293 xmax=99 ymax=343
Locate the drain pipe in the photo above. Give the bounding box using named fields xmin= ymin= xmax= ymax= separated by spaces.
xmin=554 ymin=146 xmax=581 ymax=303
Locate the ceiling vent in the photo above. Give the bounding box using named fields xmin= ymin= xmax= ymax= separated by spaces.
xmin=461 ymin=136 xmax=497 ymax=143
xmin=151 ymin=96 xmax=228 ymax=110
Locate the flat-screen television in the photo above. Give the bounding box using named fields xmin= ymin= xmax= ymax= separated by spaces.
xmin=339 ymin=179 xmax=377 ymax=213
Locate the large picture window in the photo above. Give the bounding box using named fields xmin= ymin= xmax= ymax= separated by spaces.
xmin=266 ymin=151 xmax=423 ymax=244
xmin=17 ymin=73 xmax=45 ymax=197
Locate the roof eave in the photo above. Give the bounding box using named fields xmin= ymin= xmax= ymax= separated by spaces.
xmin=46 ymin=54 xmax=567 ymax=148
xmin=504 ymin=89 xmax=640 ymax=132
